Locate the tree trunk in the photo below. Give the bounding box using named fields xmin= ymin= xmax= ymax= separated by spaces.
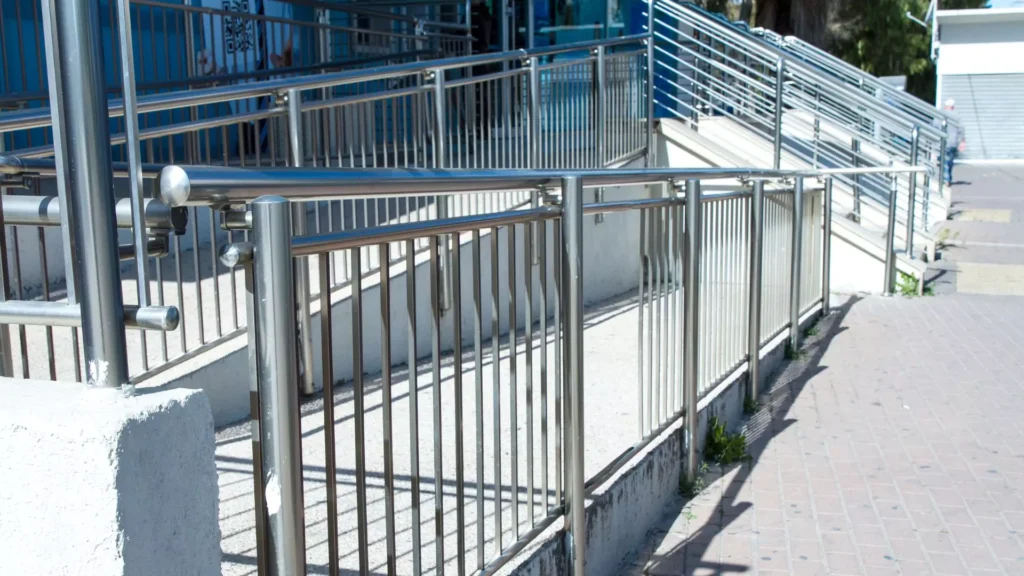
xmin=755 ymin=0 xmax=830 ymax=48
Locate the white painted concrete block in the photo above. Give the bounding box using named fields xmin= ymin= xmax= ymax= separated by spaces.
xmin=0 ymin=379 xmax=220 ymax=576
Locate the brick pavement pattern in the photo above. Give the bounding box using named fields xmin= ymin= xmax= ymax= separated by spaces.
xmin=624 ymin=293 xmax=1024 ymax=575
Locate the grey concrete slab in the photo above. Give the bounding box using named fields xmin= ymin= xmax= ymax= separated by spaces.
xmin=623 ymin=293 xmax=1024 ymax=575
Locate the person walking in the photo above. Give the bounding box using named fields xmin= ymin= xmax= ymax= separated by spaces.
xmin=942 ymin=99 xmax=966 ymax=186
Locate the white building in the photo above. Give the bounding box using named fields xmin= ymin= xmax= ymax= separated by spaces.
xmin=935 ymin=7 xmax=1024 ymax=161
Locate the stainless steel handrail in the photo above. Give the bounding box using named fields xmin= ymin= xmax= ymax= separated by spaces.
xmin=157 ymin=164 xmax=925 ymax=207
xmin=0 ymin=34 xmax=649 ymax=136
xmin=657 ymin=0 xmax=945 ymax=141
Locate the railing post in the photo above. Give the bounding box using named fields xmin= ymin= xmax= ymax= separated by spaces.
xmin=906 ymin=127 xmax=920 ymax=258
xmin=851 ymin=138 xmax=861 ymax=220
xmin=822 ymin=178 xmax=833 ymax=315
xmin=772 ymin=57 xmax=785 ymax=170
xmin=884 ymin=172 xmax=899 ymax=296
xmin=285 ymin=88 xmax=315 ymax=396
xmin=250 ymin=196 xmax=306 ymax=576
xmin=561 ymin=176 xmax=586 ymax=576
xmin=645 ymin=10 xmax=655 ymax=167
xmin=529 ymin=58 xmax=542 ymax=264
xmin=432 ymin=68 xmax=453 ymax=312
xmin=747 ymin=180 xmax=764 ymax=404
xmin=789 ymin=177 xmax=804 ymax=351
xmin=55 ymin=0 xmax=129 ymax=387
xmin=683 ymin=178 xmax=701 ymax=481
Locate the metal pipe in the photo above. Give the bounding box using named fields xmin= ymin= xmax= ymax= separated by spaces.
xmin=285 ymin=88 xmax=316 ymax=397
xmin=906 ymin=127 xmax=920 ymax=258
xmin=0 ymin=301 xmax=179 ymax=331
xmin=39 ymin=0 xmax=77 ymax=307
xmin=682 ymin=178 xmax=701 ymax=481
xmin=747 ymin=180 xmax=764 ymax=403
xmin=529 ymin=58 xmax=540 ymax=170
xmin=561 ymin=175 xmax=585 ymax=576
xmin=884 ymin=173 xmax=899 ymax=296
xmin=596 ymin=45 xmax=607 ymax=167
xmin=432 ymin=69 xmax=453 ymax=313
xmin=2 ymin=195 xmax=186 ymax=232
xmin=788 ymin=177 xmax=804 ymax=351
xmin=822 ymin=178 xmax=833 ymax=315
xmin=55 ymin=0 xmax=129 ymax=387
xmin=114 ymin=0 xmax=149 ymax=312
xmin=250 ymin=196 xmax=306 ymax=575
xmin=645 ymin=11 xmax=656 ymax=168
xmin=772 ymin=57 xmax=785 ymax=170
xmin=118 ymin=236 xmax=169 ymax=261
xmin=851 ymin=139 xmax=861 ymax=220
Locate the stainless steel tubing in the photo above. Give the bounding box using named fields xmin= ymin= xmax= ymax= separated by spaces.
xmin=884 ymin=173 xmax=899 ymax=296
xmin=286 ymin=88 xmax=316 ymax=397
xmin=747 ymin=180 xmax=764 ymax=402
xmin=158 ymin=165 xmax=825 ymax=207
xmin=561 ymin=175 xmax=586 ymax=576
xmin=683 ymin=179 xmax=701 ymax=481
xmin=55 ymin=0 xmax=129 ymax=387
xmin=822 ymin=178 xmax=833 ymax=315
xmin=1 ymin=195 xmax=187 ymax=232
xmin=596 ymin=45 xmax=607 ymax=167
xmin=114 ymin=0 xmax=150 ymax=314
xmin=645 ymin=14 xmax=656 ymax=168
xmin=0 ymin=301 xmax=179 ymax=331
xmin=250 ymin=196 xmax=306 ymax=576
xmin=851 ymin=139 xmax=861 ymax=219
xmin=432 ymin=69 xmax=453 ymax=313
xmin=788 ymin=177 xmax=804 ymax=351
xmin=906 ymin=127 xmax=920 ymax=258
xmin=772 ymin=57 xmax=785 ymax=170
xmin=118 ymin=236 xmax=169 ymax=261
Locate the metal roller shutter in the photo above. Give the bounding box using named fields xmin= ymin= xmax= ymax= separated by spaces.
xmin=941 ymin=73 xmax=1024 ymax=161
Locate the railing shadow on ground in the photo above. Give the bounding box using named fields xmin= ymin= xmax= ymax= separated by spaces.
xmin=641 ymin=295 xmax=860 ymax=575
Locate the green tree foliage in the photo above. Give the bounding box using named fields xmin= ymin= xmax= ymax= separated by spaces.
xmin=831 ymin=0 xmax=989 ymax=102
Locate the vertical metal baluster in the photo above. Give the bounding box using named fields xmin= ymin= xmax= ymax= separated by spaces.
xmin=351 ymin=248 xmax=371 ymax=575
xmin=525 ymin=216 xmax=535 ymax=527
xmin=472 ymin=229 xmax=485 ymax=571
xmin=661 ymin=206 xmax=671 ymax=419
xmin=405 ymin=239 xmax=422 ymax=575
xmin=318 ymin=252 xmax=340 ymax=576
xmin=553 ymin=218 xmax=563 ymax=507
xmin=789 ymin=178 xmax=804 ymax=351
xmin=452 ymin=233 xmax=467 ymax=576
xmin=538 ymin=217 xmax=549 ymax=510
xmin=379 ymin=244 xmax=398 ymax=574
xmin=508 ymin=223 xmax=519 ymax=538
xmin=822 ymin=179 xmax=832 ymax=315
xmin=653 ymin=208 xmax=663 ymax=424
xmin=637 ymin=208 xmax=647 ymax=437
xmin=429 ymin=235 xmax=445 ymax=572
xmin=190 ymin=207 xmax=205 ymax=345
xmin=676 ymin=201 xmax=685 ymax=412
xmin=490 ymin=225 xmax=503 ymax=553
xmin=646 ymin=205 xmax=655 ymax=428
xmin=666 ymin=203 xmax=676 ymax=413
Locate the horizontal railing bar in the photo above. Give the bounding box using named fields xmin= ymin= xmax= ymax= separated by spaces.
xmin=159 ymin=165 xmax=926 ymax=207
xmin=301 ymin=85 xmax=428 ymax=113
xmin=0 ymin=155 xmax=163 ymax=178
xmin=0 ymin=301 xmax=179 ymax=331
xmin=290 ymin=207 xmax=561 ymax=256
xmin=583 ymin=198 xmax=681 ymax=215
xmin=526 ymin=33 xmax=649 ymax=58
xmin=0 ymin=34 xmax=648 ymax=136
xmin=445 ymin=66 xmax=526 ymax=89
xmin=480 ymin=509 xmax=563 ymax=575
xmin=2 ymin=195 xmax=186 ymax=232
xmin=118 ymin=236 xmax=169 ymax=261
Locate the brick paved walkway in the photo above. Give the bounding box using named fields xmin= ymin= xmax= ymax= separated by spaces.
xmin=622 ymin=293 xmax=1024 ymax=575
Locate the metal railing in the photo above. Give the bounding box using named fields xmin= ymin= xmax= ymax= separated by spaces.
xmin=152 ymin=162 xmax=927 ymax=574
xmin=650 ymin=0 xmax=942 ymax=254
xmin=0 ymin=29 xmax=649 ymax=384
xmin=753 ymin=28 xmax=959 ymax=134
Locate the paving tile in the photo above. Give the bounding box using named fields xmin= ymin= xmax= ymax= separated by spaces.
xmin=620 ymin=288 xmax=1024 ymax=576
